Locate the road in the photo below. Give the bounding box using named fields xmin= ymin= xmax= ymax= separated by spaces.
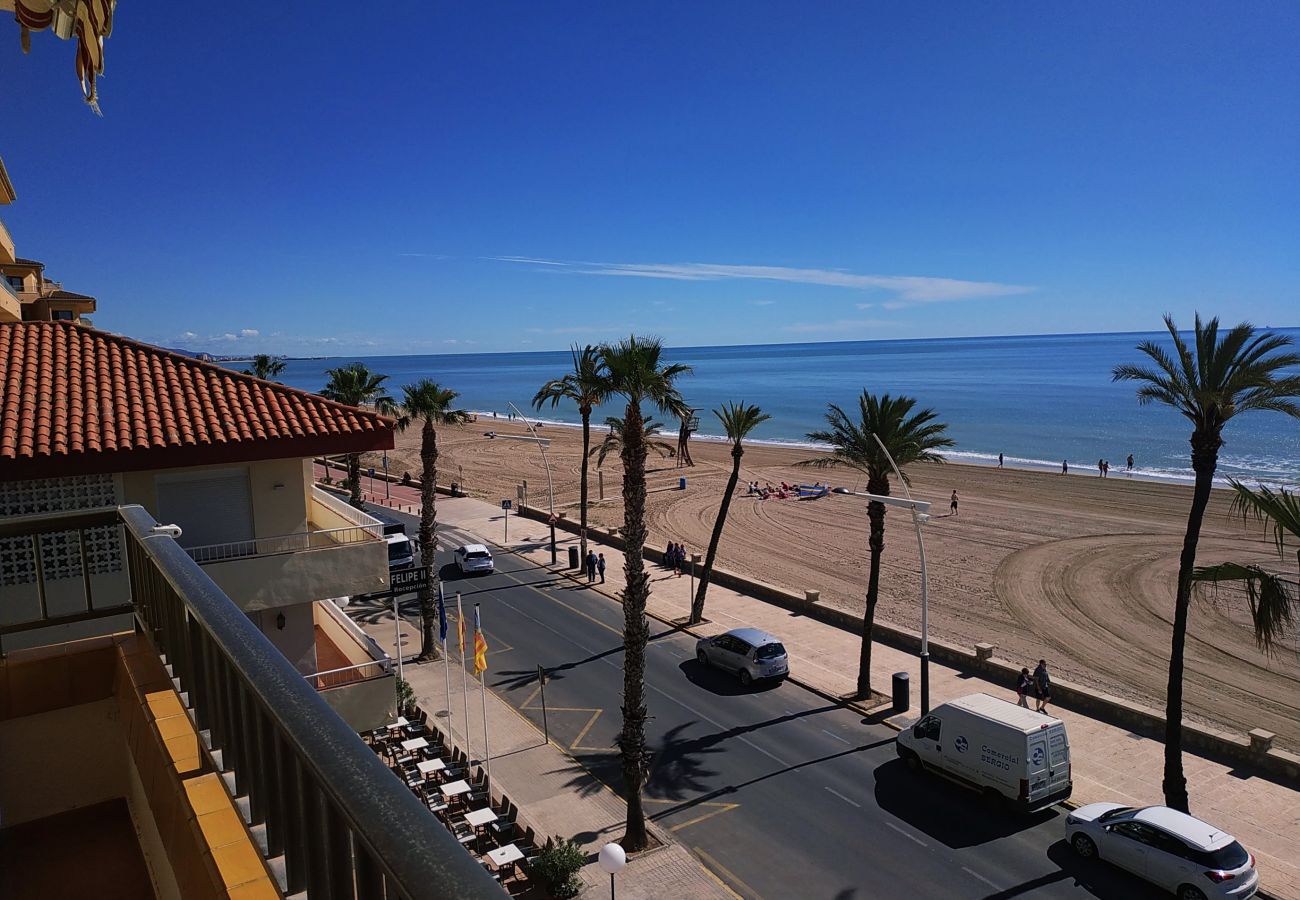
xmin=360 ymin=506 xmax=1162 ymax=899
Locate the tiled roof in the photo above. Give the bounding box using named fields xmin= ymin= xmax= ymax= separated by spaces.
xmin=0 ymin=322 xmax=394 ymax=478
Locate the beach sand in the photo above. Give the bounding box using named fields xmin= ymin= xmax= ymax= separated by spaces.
xmin=365 ymin=418 xmax=1300 ymax=749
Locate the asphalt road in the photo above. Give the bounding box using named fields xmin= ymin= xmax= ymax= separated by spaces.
xmin=363 ymin=507 xmax=1164 ymax=900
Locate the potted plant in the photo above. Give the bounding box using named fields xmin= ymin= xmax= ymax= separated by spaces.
xmin=395 ymin=678 xmax=415 ymax=717
xmin=531 ymin=835 xmax=585 ymax=898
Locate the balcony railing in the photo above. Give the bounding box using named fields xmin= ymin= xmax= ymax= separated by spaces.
xmin=0 ymin=506 xmax=503 ymax=899
xmin=184 ymin=523 xmax=381 ymax=564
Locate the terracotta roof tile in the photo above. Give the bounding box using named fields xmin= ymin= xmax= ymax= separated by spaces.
xmin=0 ymin=322 xmax=395 ymax=479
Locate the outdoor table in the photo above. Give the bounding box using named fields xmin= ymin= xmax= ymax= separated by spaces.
xmin=440 ymin=779 xmax=472 ymax=799
xmin=400 ymin=737 xmax=429 ymax=752
xmin=485 ymin=843 xmax=523 ymax=873
xmin=385 ymin=716 xmax=409 ymax=731
xmin=463 ymin=807 xmax=498 ymax=829
xmin=416 ymin=758 xmax=445 ymax=777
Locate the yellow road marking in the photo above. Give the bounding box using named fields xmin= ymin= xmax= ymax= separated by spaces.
xmin=569 ymin=709 xmax=606 ymax=751
xmin=694 ymin=847 xmax=762 ymax=900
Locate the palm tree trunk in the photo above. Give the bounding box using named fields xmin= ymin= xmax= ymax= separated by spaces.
xmin=347 ymin=453 xmax=363 ymax=508
xmin=579 ymin=405 xmax=591 ymax=560
xmin=858 ymin=481 xmax=888 ymax=699
xmin=1164 ymin=432 xmax=1219 ymax=812
xmin=618 ymin=398 xmax=650 ymax=851
xmin=690 ymin=444 xmax=741 ymax=624
xmin=417 ymin=420 xmax=440 ymax=662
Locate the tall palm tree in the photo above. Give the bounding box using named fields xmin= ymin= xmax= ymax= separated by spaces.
xmin=243 ymin=354 xmax=286 ymax=382
xmin=689 ymin=402 xmax=769 ymax=625
xmin=320 ymin=363 xmax=397 ymax=508
xmin=589 ymin=416 xmax=675 ymax=469
xmin=1192 ymin=481 xmax=1298 ymax=653
xmin=532 ymin=345 xmax=610 ymax=561
xmin=395 ymin=380 xmax=470 ymax=661
xmin=599 ymin=335 xmax=691 ymax=851
xmin=1114 ymin=314 xmax=1300 ymax=812
xmin=798 ymin=392 xmax=952 ymax=699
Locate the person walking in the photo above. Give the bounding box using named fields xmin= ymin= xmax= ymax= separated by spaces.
xmin=597 ymin=553 xmax=606 ymax=583
xmin=664 ymin=542 xmax=676 ymax=570
xmin=585 ymin=549 xmax=598 ymax=583
xmin=1061 ymin=460 xmax=1068 ymax=475
xmin=674 ymin=543 xmax=684 ymax=576
xmin=1015 ymin=667 xmax=1032 ymax=708
xmin=949 ymin=490 xmax=958 ymax=516
xmin=1126 ymin=453 xmax=1134 ymax=472
xmin=1097 ymin=458 xmax=1105 ymax=478
xmin=998 ymin=452 xmax=1004 ymax=468
xmin=1033 ymin=659 xmax=1053 ymax=713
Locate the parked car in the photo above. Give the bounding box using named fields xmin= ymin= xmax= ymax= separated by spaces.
xmin=894 ymin=693 xmax=1072 ymax=812
xmin=454 ymin=544 xmax=494 ymax=575
xmin=695 ymin=628 xmax=788 ymax=686
xmin=1066 ymin=804 xmax=1258 ymax=900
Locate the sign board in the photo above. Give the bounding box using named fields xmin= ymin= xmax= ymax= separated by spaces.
xmin=388 ymin=566 xmax=430 ymax=596
xmin=368 ymin=467 xmax=375 ymax=478
xmin=501 ymin=499 xmax=513 ymax=510
xmin=686 ymin=416 xmax=701 ymax=433
xmin=548 ymin=514 xmax=558 ymax=526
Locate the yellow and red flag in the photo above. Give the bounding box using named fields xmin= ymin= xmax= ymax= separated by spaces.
xmin=473 ymin=604 xmax=489 ymax=675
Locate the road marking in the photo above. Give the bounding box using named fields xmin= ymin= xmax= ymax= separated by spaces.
xmin=885 ymin=821 xmax=927 ymax=847
xmin=694 ymin=847 xmax=763 ymax=900
xmin=823 ymin=787 xmax=861 ymax=808
xmin=569 ymin=709 xmax=605 ymax=751
xmin=821 ymin=729 xmax=851 ymax=745
xmin=651 ymin=800 xmax=741 ymax=832
xmin=962 ymin=866 xmax=998 ymax=889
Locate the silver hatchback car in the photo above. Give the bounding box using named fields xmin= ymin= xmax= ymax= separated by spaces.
xmin=695 ymin=628 xmax=789 ymax=686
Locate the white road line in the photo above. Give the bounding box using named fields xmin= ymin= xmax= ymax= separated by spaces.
xmin=961 ymin=867 xmax=998 ymax=889
xmin=824 ymin=787 xmax=861 ymax=808
xmin=884 ymin=821 xmax=927 ymax=847
xmin=821 ymin=729 xmax=850 ymax=745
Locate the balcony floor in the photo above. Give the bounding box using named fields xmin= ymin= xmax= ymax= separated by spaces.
xmin=0 ymin=798 xmax=155 ymax=900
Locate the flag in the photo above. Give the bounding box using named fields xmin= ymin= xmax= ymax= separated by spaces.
xmin=473 ymin=604 xmax=489 ymax=675
xmin=436 ymin=586 xmax=448 ymax=644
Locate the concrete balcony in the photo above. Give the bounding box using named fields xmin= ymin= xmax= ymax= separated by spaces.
xmin=310 ymin=599 xmax=395 ymax=732
xmin=186 ymin=485 xmax=390 ymax=612
xmin=0 ymin=217 xmax=13 ymax=264
xmin=0 ymin=275 xmax=19 ymax=323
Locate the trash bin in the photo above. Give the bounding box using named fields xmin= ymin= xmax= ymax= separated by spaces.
xmin=891 ymin=671 xmax=910 ymax=714
xmin=450 ymin=482 xmax=458 ymax=496
xmin=679 ymin=477 xmax=687 ymax=490
xmin=568 ymin=545 xmax=580 ymax=570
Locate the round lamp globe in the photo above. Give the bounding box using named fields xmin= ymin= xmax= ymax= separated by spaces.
xmin=598 ymin=842 xmax=627 ymax=875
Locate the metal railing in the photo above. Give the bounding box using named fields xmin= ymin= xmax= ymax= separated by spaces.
xmin=5 ymin=506 xmax=503 ymax=899
xmin=312 ymin=483 xmax=384 ymax=528
xmin=309 ymin=659 xmax=393 ymax=691
xmin=184 ymin=523 xmax=382 ymax=564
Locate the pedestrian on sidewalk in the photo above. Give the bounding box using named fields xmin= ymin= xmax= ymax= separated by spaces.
xmin=585 ymin=550 xmax=598 ymax=583
xmin=674 ymin=543 xmax=685 ymax=576
xmin=664 ymin=542 xmax=676 ymax=570
xmin=1015 ymin=668 xmax=1032 ymax=708
xmin=1033 ymin=659 xmax=1052 ymax=713
xmin=597 ymin=553 xmax=606 ymax=583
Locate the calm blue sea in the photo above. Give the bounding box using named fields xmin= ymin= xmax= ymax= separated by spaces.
xmin=258 ymin=331 xmax=1300 ymax=487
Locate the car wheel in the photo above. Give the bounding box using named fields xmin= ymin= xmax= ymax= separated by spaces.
xmin=738 ymin=669 xmax=752 ymax=687
xmin=696 ymin=649 xmax=709 ymax=667
xmin=1177 ymin=887 xmax=1208 ymax=900
xmin=1070 ymin=834 xmax=1097 ymax=859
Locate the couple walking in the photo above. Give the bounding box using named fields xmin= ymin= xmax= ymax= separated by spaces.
xmin=584 ymin=550 xmax=606 ymax=584
xmin=1015 ymin=660 xmax=1053 ymax=713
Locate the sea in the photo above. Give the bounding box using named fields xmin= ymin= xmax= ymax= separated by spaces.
xmin=255 ymin=330 xmax=1300 ymax=488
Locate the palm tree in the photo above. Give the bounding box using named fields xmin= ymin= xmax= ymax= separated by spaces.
xmin=589 ymin=416 xmax=675 ymax=469
xmin=797 ymin=392 xmax=952 ymax=699
xmin=243 ymin=354 xmax=286 ymax=382
xmin=320 ymin=363 xmax=397 ymax=508
xmin=689 ymin=402 xmax=769 ymax=625
xmin=1192 ymin=481 xmax=1298 ymax=653
xmin=532 ymin=346 xmax=610 ymax=561
xmin=1113 ymin=314 xmax=1300 ymax=812
xmin=394 ymin=380 xmax=470 ymax=661
xmin=599 ymin=335 xmax=691 ymax=851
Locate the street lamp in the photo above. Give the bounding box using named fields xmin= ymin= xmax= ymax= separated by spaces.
xmin=505 ymin=402 xmax=558 ymax=565
xmin=598 ymin=842 xmax=626 ymax=900
xmin=830 ymin=432 xmax=934 ymax=713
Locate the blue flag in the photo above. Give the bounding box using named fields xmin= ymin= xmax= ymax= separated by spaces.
xmin=436 ymin=585 xmax=448 ymax=643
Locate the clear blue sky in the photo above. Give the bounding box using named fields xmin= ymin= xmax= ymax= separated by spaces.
xmin=3 ymin=2 xmax=1297 ymax=355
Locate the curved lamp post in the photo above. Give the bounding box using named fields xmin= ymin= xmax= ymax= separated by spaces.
xmin=505 ymin=401 xmax=558 ymax=565
xmin=598 ymin=842 xmax=626 ymax=900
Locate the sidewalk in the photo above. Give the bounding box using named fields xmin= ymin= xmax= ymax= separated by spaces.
xmin=357 ymin=594 xmax=734 ymax=900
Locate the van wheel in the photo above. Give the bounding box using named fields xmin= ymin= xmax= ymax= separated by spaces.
xmin=899 ymin=748 xmax=922 ymax=772
xmin=1177 ymin=887 xmax=1207 ymax=900
xmin=696 ymin=650 xmax=709 ymax=667
xmin=738 ymin=669 xmax=752 ymax=687
xmin=1070 ymin=834 xmax=1097 ymax=859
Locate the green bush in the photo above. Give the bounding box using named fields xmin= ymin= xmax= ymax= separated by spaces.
xmin=395 ymin=678 xmax=415 ymax=716
xmin=531 ymin=835 xmax=585 ymax=898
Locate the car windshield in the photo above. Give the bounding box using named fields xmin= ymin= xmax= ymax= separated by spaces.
xmin=1098 ymin=807 xmax=1134 ymax=823
xmin=388 ymin=543 xmax=410 ymax=561
xmin=466 ymin=551 xmax=490 ymax=560
xmin=1188 ymin=841 xmax=1249 ymax=870
xmin=755 ymin=643 xmax=786 ymax=660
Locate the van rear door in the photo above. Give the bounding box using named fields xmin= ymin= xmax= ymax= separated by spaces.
xmin=1025 ymin=730 xmax=1051 ymax=803
xmin=1046 ymin=724 xmax=1070 ymax=796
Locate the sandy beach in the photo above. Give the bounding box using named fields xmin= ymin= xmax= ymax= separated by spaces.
xmin=363 ymin=418 xmax=1300 ymax=750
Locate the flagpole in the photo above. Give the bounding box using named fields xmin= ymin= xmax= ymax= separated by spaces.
xmin=439 ymin=584 xmax=452 ymax=721
xmin=457 ymin=592 xmax=471 ymax=761
xmin=476 ymin=602 xmax=492 ymax=791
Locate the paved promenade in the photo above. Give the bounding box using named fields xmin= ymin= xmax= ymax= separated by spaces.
xmin=330 ymin=469 xmax=1300 ymax=898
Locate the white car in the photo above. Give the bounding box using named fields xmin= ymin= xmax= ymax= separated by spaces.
xmin=1066 ymin=803 xmax=1258 ymax=900
xmin=454 ymin=544 xmax=494 ymax=575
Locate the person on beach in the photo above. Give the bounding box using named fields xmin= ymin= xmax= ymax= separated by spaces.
xmin=1061 ymin=460 xmax=1068 ymax=475
xmin=950 ymin=490 xmax=958 ymax=516
xmin=998 ymin=452 xmax=1003 ymax=468
xmin=1016 ymin=668 xmax=1032 ymax=708
xmin=1127 ymin=454 xmax=1134 ymax=472
xmin=597 ymin=553 xmax=606 ymax=583
xmin=1033 ymin=659 xmax=1053 ymax=713
xmin=1098 ymin=458 xmax=1105 ymax=478
xmin=585 ymin=550 xmax=598 ymax=583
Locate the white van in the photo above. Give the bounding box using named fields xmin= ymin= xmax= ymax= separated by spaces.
xmin=895 ymin=693 xmax=1072 ymax=812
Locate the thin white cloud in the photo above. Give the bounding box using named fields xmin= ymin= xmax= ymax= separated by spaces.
xmin=240 ymin=328 xmax=259 ymax=337
xmin=855 ymin=303 xmax=874 ymax=310
xmin=782 ymin=318 xmax=895 ymax=334
xmin=492 ymin=256 xmax=1033 ymax=305
xmin=751 ymin=300 xmax=776 ymax=306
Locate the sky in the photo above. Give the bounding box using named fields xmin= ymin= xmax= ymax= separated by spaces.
xmin=2 ymin=2 xmax=1297 ymax=356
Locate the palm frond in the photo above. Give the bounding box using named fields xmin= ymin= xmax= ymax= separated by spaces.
xmin=1191 ymin=562 xmax=1297 ymax=655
